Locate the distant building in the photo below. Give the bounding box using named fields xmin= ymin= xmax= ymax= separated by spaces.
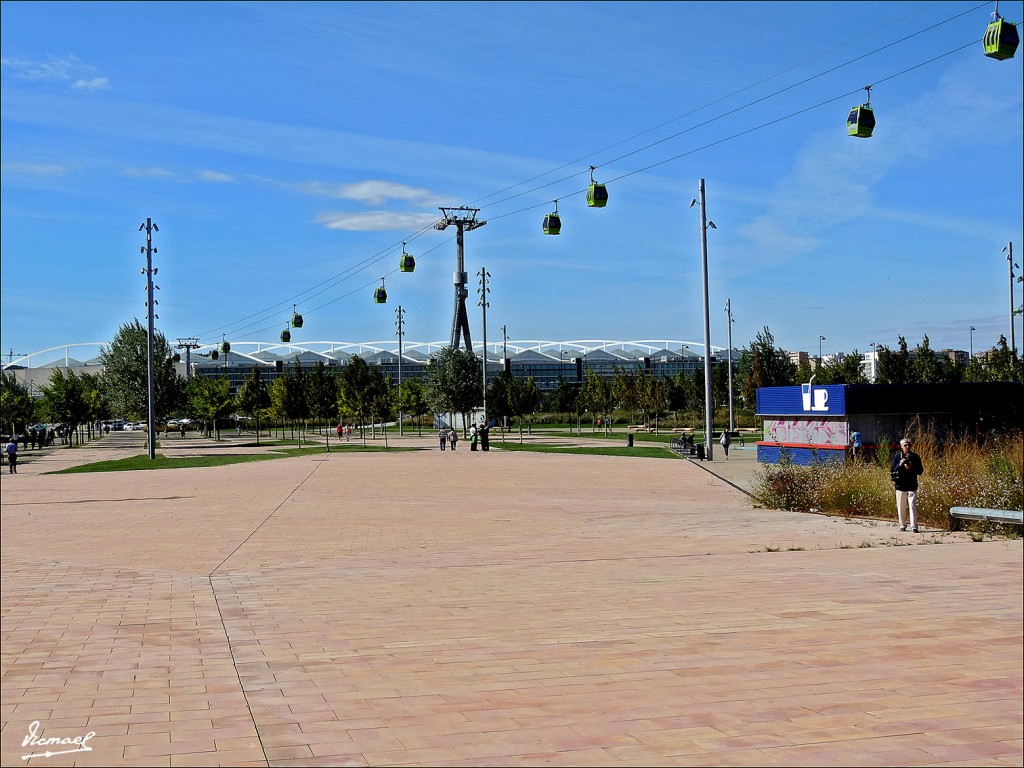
xmin=5 ymin=341 xmax=724 ymax=396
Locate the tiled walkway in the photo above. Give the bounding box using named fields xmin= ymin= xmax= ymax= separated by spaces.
xmin=2 ymin=437 xmax=1021 ymax=766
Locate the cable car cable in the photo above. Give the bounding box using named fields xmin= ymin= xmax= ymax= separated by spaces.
xmin=198 ymin=5 xmax=1005 ymax=341
xmin=474 ymin=4 xmax=995 ymax=214
xmin=483 ymin=37 xmax=984 ymax=224
xmin=464 ymin=2 xmax=984 ymax=209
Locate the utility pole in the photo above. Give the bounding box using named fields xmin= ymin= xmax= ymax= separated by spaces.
xmin=1005 ymin=242 xmax=1018 ymax=356
xmin=176 ymin=338 xmax=200 ymax=380
xmin=435 ymin=207 xmax=486 ymax=350
xmin=139 ymin=218 xmax=159 ymax=460
xmin=395 ymin=306 xmax=405 ymax=437
xmin=478 ymin=267 xmax=491 ymax=425
xmin=690 ymin=180 xmax=716 ymax=461
xmin=724 ymin=299 xmax=734 ymax=433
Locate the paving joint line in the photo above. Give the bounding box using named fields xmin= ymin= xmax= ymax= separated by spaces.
xmin=684 ymin=457 xmax=759 ymax=499
xmin=208 ymin=460 xmax=323 ymax=577
xmin=195 ymin=460 xmax=329 ymax=767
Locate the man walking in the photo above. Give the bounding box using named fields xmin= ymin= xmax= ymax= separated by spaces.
xmin=5 ymin=437 xmax=19 ymax=473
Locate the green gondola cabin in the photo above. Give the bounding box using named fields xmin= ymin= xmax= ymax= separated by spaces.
xmin=847 ymin=105 xmax=875 ymax=138
xmin=543 ymin=212 xmax=561 ymax=235
xmin=587 ymin=182 xmax=609 ymax=208
xmin=280 ymin=328 xmax=291 ymax=343
xmin=374 ymin=287 xmax=387 ymax=304
xmin=291 ymin=312 xmax=303 ymax=328
xmin=984 ymin=17 xmax=1020 ymax=59
xmin=399 ymin=252 xmax=416 ymax=273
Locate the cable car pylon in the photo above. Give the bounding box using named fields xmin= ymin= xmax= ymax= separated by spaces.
xmin=435 ymin=207 xmax=486 ymax=350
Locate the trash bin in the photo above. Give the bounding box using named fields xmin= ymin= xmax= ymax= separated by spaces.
xmin=696 ymin=443 xmax=705 ymax=461
xmin=627 ymin=433 xmax=634 ymax=448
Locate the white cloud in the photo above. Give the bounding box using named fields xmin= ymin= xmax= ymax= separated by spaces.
xmin=2 ymin=55 xmax=110 ymax=91
xmin=122 ymin=166 xmax=181 ymax=180
xmin=291 ymin=179 xmax=439 ymax=206
xmin=72 ymin=77 xmax=109 ymax=91
xmin=120 ymin=167 xmax=237 ymax=183
xmin=198 ymin=170 xmax=235 ymax=183
xmin=1 ymin=161 xmax=70 ymax=177
xmin=315 ymin=211 xmax=441 ymax=232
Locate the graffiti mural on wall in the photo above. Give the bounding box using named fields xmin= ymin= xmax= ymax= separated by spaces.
xmin=764 ymin=418 xmax=849 ymax=446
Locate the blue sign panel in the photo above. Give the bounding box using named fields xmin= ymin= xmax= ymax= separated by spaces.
xmin=757 ymin=384 xmax=847 ymax=416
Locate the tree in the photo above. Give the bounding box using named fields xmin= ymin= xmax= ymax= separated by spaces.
xmin=99 ymin=319 xmax=184 ymax=421
xmin=235 ymin=366 xmax=271 ymax=446
xmin=38 ymin=369 xmax=91 ymax=446
xmin=816 ymin=351 xmax=868 ymax=385
xmin=269 ymin=376 xmax=289 ymax=438
xmin=1 ymin=373 xmax=35 ymax=437
xmin=986 ymin=335 xmax=1023 ymax=382
xmin=545 ymin=377 xmax=578 ymax=428
xmin=77 ymin=372 xmax=105 ymax=440
xmin=187 ymin=375 xmax=234 ymax=440
xmin=635 ymin=369 xmax=666 ymax=430
xmin=794 ymin=357 xmax=814 ymax=385
xmin=305 ymin=362 xmax=340 ymax=450
xmin=738 ymin=326 xmax=796 ymax=407
xmin=612 ymin=366 xmax=637 ymax=422
xmin=339 ymin=356 xmax=387 ymax=445
xmin=583 ymin=367 xmax=614 ymax=435
xmin=911 ymin=335 xmax=942 ymax=384
xmin=711 ymin=358 xmax=729 ymax=423
xmin=423 ymin=347 xmax=482 ymax=435
xmin=397 ymin=377 xmax=429 ymax=436
xmin=368 ymin=371 xmax=394 ymax=446
xmin=510 ymin=375 xmax=542 ymax=441
xmin=876 ymin=337 xmax=912 ymax=384
xmin=486 ymin=371 xmax=514 ymax=432
xmin=281 ymin=363 xmax=310 ymax=445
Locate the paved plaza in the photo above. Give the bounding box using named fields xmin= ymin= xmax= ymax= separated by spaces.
xmin=1 ymin=433 xmax=1021 ymax=766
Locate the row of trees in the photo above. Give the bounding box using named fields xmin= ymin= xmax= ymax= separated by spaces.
xmin=4 ymin=321 xmax=1021 ymax=442
xmin=737 ymin=327 xmax=1023 ymax=409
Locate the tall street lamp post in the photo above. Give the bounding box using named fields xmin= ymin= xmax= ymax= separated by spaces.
xmin=395 ymin=306 xmax=405 ymax=436
xmin=690 ymin=179 xmax=716 ymax=461
xmin=724 ymin=299 xmax=734 ymax=433
xmin=478 ymin=267 xmax=490 ymax=427
xmin=139 ymin=218 xmax=159 ymax=460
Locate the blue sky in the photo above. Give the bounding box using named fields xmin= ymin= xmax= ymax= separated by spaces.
xmin=2 ymin=1 xmax=1022 ymax=366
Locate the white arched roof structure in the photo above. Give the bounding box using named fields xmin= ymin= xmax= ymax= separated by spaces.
xmin=4 ymin=340 xmax=721 ymax=370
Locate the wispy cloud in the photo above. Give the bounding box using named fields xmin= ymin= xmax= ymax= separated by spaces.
xmin=123 ymin=166 xmax=179 ymax=180
xmin=2 ymin=55 xmax=109 ymax=91
xmin=72 ymin=77 xmax=110 ymax=91
xmin=292 ymin=179 xmax=439 ymax=206
xmin=737 ymin=57 xmax=1022 ymax=264
xmin=122 ymin=166 xmax=237 ymax=183
xmin=198 ymin=170 xmax=235 ymax=183
xmin=1 ymin=161 xmax=71 ymax=177
xmin=315 ymin=211 xmax=441 ymax=232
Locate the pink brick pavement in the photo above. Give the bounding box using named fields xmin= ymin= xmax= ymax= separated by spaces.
xmin=2 ymin=436 xmax=1021 ymax=766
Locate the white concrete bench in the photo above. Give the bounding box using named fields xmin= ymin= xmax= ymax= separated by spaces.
xmin=949 ymin=506 xmax=1023 ymax=529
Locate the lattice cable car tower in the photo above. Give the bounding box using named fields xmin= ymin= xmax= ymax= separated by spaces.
xmin=434 ymin=207 xmax=487 ymax=350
